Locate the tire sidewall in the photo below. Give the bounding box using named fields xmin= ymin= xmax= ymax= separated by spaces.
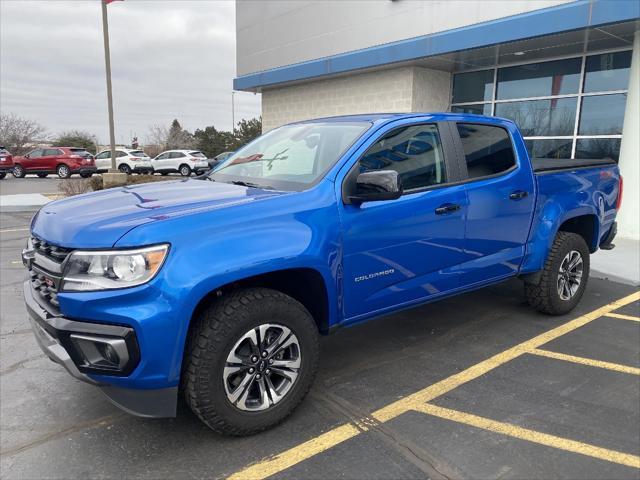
xmin=188 ymin=291 xmax=319 ymax=433
xmin=119 ymin=164 xmax=132 ymax=175
xmin=179 ymin=165 xmax=191 ymax=176
xmin=13 ymin=165 xmax=25 ymax=178
xmin=547 ymin=234 xmax=590 ymax=314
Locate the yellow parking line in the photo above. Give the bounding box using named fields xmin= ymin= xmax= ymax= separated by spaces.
xmin=605 ymin=312 xmax=640 ymax=322
xmin=530 ymin=348 xmax=640 ymax=375
xmin=228 ymin=291 xmax=640 ymax=480
xmin=415 ymin=403 xmax=640 ymax=469
xmin=227 ymin=423 xmax=364 ymax=480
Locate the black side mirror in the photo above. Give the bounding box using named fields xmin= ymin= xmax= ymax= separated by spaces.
xmin=349 ymin=170 xmax=403 ymax=204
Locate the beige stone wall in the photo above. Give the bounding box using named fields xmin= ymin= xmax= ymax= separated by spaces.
xmin=261 ymin=67 xmax=452 ymax=132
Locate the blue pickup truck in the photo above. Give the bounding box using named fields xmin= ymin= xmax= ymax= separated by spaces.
xmin=23 ymin=113 xmax=622 ymax=435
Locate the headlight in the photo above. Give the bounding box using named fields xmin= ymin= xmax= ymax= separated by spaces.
xmin=61 ymin=244 xmax=169 ymax=292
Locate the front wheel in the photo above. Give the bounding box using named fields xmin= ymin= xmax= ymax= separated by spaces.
xmin=184 ymin=288 xmax=319 ymax=436
xmin=0 ymin=172 xmax=6 ymax=179
xmin=56 ymin=164 xmax=71 ymax=179
xmin=525 ymin=232 xmax=590 ymax=315
xmin=13 ymin=165 xmax=25 ymax=178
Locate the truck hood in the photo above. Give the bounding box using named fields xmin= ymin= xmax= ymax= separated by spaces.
xmin=31 ymin=178 xmax=287 ymax=248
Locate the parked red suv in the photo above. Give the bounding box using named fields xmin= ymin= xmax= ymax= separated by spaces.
xmin=12 ymin=147 xmax=97 ymax=179
xmin=0 ymin=146 xmax=14 ymax=179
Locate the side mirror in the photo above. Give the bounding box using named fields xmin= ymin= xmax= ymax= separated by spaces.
xmin=349 ymin=170 xmax=403 ymax=204
xmin=24 ymin=154 xmax=30 ymax=159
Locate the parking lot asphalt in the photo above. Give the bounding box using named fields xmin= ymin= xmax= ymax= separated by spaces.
xmin=1 ymin=210 xmax=639 ymax=479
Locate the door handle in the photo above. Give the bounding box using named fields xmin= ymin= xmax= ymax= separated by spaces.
xmin=509 ymin=190 xmax=529 ymax=200
xmin=435 ymin=203 xmax=461 ymax=215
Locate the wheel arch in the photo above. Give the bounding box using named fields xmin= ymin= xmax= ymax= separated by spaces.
xmin=189 ymin=267 xmax=331 ymax=336
xmin=556 ymin=213 xmax=599 ymax=253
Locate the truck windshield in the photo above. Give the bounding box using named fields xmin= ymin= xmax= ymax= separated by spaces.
xmin=209 ymin=121 xmax=370 ymax=190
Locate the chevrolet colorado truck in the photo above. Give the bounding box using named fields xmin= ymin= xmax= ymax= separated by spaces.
xmin=22 ymin=113 xmax=621 ymax=435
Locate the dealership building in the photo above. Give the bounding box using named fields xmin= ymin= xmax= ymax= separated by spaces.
xmin=234 ymin=0 xmax=639 ymax=240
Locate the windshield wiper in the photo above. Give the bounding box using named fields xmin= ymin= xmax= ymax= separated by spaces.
xmin=230 ymin=180 xmax=274 ymax=190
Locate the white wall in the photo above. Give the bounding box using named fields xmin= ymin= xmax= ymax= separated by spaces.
xmin=617 ymin=30 xmax=640 ymax=240
xmin=261 ymin=66 xmax=451 ymax=132
xmin=236 ymin=0 xmax=571 ymax=76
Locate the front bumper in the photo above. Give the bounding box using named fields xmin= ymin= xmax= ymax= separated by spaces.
xmin=24 ymin=281 xmax=177 ymax=418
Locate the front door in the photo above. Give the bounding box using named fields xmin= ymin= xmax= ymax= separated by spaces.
xmin=339 ymin=122 xmax=468 ymax=321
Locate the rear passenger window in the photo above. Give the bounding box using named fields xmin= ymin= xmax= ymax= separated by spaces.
xmin=456 ymin=124 xmax=516 ymax=179
xmin=171 ymin=152 xmax=185 ymax=158
xmin=358 ymin=124 xmax=446 ymax=191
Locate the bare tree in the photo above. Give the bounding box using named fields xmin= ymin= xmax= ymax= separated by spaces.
xmin=0 ymin=113 xmax=47 ymax=154
xmin=145 ymin=124 xmax=169 ymax=149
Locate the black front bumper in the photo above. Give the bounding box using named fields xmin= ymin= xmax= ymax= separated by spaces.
xmin=24 ymin=281 xmax=177 ymax=418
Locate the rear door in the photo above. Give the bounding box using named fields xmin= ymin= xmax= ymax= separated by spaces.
xmin=41 ymin=148 xmax=63 ymax=171
xmin=453 ymin=122 xmax=536 ymax=285
xmin=339 ymin=121 xmax=468 ymax=321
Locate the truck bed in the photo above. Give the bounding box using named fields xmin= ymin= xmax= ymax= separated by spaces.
xmin=532 ymin=157 xmax=617 ymax=173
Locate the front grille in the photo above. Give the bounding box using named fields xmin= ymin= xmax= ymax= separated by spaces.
xmin=28 ymin=236 xmax=72 ymax=312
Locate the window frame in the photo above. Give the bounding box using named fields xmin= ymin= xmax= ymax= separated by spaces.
xmin=449 ymin=47 xmax=631 ymax=162
xmin=341 ymin=121 xmax=463 ymax=204
xmin=452 ymin=122 xmax=519 ymax=184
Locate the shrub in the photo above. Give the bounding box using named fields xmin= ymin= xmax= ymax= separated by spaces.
xmin=57 ymin=179 xmax=94 ymax=196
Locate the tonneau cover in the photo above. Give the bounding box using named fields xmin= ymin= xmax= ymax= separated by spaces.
xmin=532 ymin=157 xmax=616 ymax=173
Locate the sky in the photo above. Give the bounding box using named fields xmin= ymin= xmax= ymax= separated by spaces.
xmin=0 ymin=0 xmax=261 ymax=145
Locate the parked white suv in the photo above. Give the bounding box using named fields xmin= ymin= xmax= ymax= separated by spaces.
xmin=94 ymin=148 xmax=153 ymax=175
xmin=151 ymin=150 xmax=210 ymax=176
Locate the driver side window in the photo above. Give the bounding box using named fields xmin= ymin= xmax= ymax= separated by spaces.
xmin=28 ymin=149 xmax=43 ymax=159
xmin=358 ymin=124 xmax=446 ymax=191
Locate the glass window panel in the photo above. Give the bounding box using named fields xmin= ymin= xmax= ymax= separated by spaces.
xmin=497 ymin=58 xmax=581 ymax=99
xmin=451 ymin=104 xmax=492 ymax=115
xmin=359 ymin=124 xmax=446 ymax=190
xmin=584 ymin=51 xmax=632 ymax=93
xmin=456 ymin=124 xmax=516 ymax=178
xmin=495 ymin=98 xmax=577 ymax=136
xmin=524 ymin=139 xmax=572 ymax=159
xmin=578 ymin=94 xmax=627 ymax=135
xmin=452 ymin=70 xmax=494 ymax=103
xmin=575 ymin=138 xmax=621 ymax=162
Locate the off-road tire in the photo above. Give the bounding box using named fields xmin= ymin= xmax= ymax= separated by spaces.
xmin=183 ymin=288 xmax=320 ymax=436
xmin=37 ymin=173 xmax=48 ymax=178
xmin=12 ymin=165 xmax=25 ymax=178
xmin=525 ymin=232 xmax=589 ymax=315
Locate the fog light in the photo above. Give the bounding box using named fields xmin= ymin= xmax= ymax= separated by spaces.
xmin=69 ymin=334 xmax=129 ymax=370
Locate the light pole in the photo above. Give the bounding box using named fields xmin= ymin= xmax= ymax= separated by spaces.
xmin=101 ymin=0 xmax=117 ymax=173
xmin=231 ymin=90 xmax=236 ymax=133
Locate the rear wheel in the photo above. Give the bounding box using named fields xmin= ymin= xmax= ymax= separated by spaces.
xmin=37 ymin=173 xmax=48 ymax=178
xmin=179 ymin=164 xmax=191 ymax=177
xmin=184 ymin=288 xmax=319 ymax=436
xmin=56 ymin=164 xmax=71 ymax=179
xmin=0 ymin=172 xmax=6 ymax=179
xmin=118 ymin=164 xmax=132 ymax=175
xmin=525 ymin=232 xmax=589 ymax=315
xmin=13 ymin=165 xmax=25 ymax=178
